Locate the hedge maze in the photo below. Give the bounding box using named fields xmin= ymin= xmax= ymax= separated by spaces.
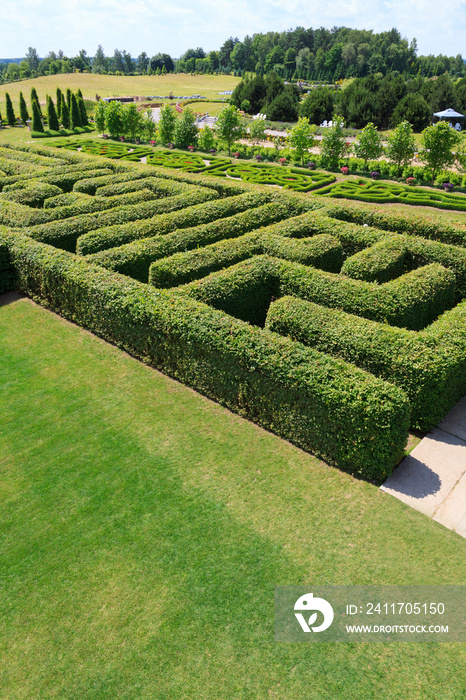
xmin=1 ymin=142 xmax=465 ymax=483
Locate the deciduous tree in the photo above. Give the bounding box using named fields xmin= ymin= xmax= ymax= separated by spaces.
xmin=420 ymin=120 xmax=459 ymax=184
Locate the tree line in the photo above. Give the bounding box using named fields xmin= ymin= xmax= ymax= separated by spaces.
xmin=1 ymin=24 xmax=465 ymax=84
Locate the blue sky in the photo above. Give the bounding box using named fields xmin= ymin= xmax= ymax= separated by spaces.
xmin=2 ymin=0 xmax=466 ymax=60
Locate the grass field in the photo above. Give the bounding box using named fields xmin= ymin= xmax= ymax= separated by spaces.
xmin=0 ymin=73 xmax=240 ymax=114
xmin=0 ymin=296 xmax=465 ymax=699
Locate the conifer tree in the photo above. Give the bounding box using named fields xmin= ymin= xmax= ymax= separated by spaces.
xmin=66 ymin=88 xmax=72 ymax=109
xmin=19 ymin=92 xmax=29 ymax=126
xmin=5 ymin=93 xmax=16 ymax=126
xmin=47 ymin=96 xmax=60 ymax=131
xmin=77 ymin=95 xmax=88 ymax=125
xmin=32 ymin=99 xmax=44 ymax=132
xmin=70 ymin=93 xmax=82 ymax=128
xmin=30 ymin=87 xmax=42 ymax=116
xmin=60 ymin=95 xmax=70 ymax=128
xmin=56 ymin=87 xmax=63 ymax=120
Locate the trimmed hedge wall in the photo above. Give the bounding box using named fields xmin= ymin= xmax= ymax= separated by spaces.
xmin=276 ymin=256 xmax=455 ymax=331
xmin=86 ymin=197 xmax=307 ymax=280
xmin=0 ymin=228 xmax=410 ymax=481
xmin=149 ymin=232 xmax=343 ymax=289
xmin=321 ymin=198 xmax=466 ymax=247
xmin=25 ymin=185 xmax=219 ymax=252
xmin=341 ymin=238 xmax=407 ymax=284
xmin=77 ymin=191 xmax=281 ymax=257
xmin=265 ymin=295 xmax=466 ymax=430
xmin=0 ymin=229 xmax=16 ymax=293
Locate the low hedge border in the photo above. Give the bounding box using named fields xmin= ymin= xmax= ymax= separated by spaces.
xmin=85 ymin=195 xmax=307 ymax=279
xmin=0 ymin=228 xmax=410 ymax=481
xmin=0 ymin=182 xmax=63 ymax=209
xmin=265 ymin=295 xmax=466 ymax=431
xmin=77 ymin=190 xmax=279 ymax=257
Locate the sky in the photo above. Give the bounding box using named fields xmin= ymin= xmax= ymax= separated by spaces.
xmin=1 ymin=0 xmax=466 ymax=60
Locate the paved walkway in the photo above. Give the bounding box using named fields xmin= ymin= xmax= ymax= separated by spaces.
xmin=381 ymin=395 xmax=466 ymax=538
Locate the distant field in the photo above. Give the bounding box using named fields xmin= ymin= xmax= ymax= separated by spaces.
xmin=0 ymin=73 xmax=240 ymax=112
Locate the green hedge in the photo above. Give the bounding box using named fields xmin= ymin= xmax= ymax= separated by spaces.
xmin=0 ymin=182 xmax=63 ymax=208
xmin=25 ymin=186 xmax=219 ymax=252
xmin=274 ymin=256 xmax=456 ymax=331
xmin=85 ymin=197 xmax=306 ymax=279
xmin=265 ymin=295 xmax=466 ymax=431
xmin=149 ymin=232 xmax=343 ymax=289
xmin=341 ymin=237 xmax=407 ymax=284
xmin=0 ymin=228 xmax=410 ymax=480
xmin=77 ymin=190 xmax=277 ymax=257
xmin=321 ymin=198 xmax=466 ymax=247
xmin=0 ymin=230 xmax=16 ymax=293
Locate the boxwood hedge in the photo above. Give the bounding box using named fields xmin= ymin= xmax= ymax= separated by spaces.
xmin=86 ymin=197 xmax=307 ymax=280
xmin=77 ymin=191 xmax=281 ymax=257
xmin=265 ymin=295 xmax=466 ymax=430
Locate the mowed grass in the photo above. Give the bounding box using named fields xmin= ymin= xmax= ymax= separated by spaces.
xmin=0 ymin=73 xmax=240 ymax=113
xmin=0 ymin=296 xmax=465 ymax=700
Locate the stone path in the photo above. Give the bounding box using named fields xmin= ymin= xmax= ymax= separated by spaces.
xmin=381 ymin=395 xmax=466 ymax=538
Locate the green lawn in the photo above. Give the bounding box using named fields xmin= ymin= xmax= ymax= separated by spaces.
xmin=0 ymin=296 xmax=464 ymax=699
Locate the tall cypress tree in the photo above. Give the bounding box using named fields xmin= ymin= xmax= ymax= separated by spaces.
xmin=70 ymin=93 xmax=82 ymax=128
xmin=60 ymin=95 xmax=70 ymax=128
xmin=19 ymin=92 xmax=30 ymax=125
xmin=5 ymin=93 xmax=16 ymax=126
xmin=77 ymin=95 xmax=88 ymax=125
xmin=47 ymin=96 xmax=60 ymax=131
xmin=66 ymin=88 xmax=72 ymax=109
xmin=56 ymin=87 xmax=63 ymax=120
xmin=0 ymin=108 xmax=3 ymax=127
xmin=30 ymin=87 xmax=42 ymax=116
xmin=32 ymin=100 xmax=44 ymax=132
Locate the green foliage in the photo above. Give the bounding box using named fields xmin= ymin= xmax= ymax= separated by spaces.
xmin=31 ymin=100 xmax=44 ymax=133
xmin=391 ymin=93 xmax=431 ymax=131
xmin=94 ymin=100 xmax=107 ymax=135
xmin=315 ymin=176 xmax=466 ymax=212
xmin=266 ymin=295 xmax=466 ymax=430
xmin=215 ymin=104 xmax=243 ymax=155
xmin=60 ymin=95 xmax=70 ymax=129
xmin=353 ymin=122 xmax=383 ymax=170
xmin=385 ymin=120 xmax=416 ymax=176
xmin=299 ymin=86 xmax=334 ymax=125
xmin=5 ymin=93 xmax=16 ymax=127
xmin=46 ymin=96 xmax=60 ymax=132
xmin=248 ymin=118 xmax=267 ymax=144
xmin=106 ymin=100 xmax=123 ymax=137
xmin=197 ymin=124 xmax=216 ymax=152
xmin=70 ymin=93 xmax=82 ymax=129
xmin=19 ymin=92 xmax=29 ymax=126
xmin=173 ymin=107 xmax=198 ymax=149
xmin=77 ymin=94 xmax=88 ymax=126
xmin=286 ymin=117 xmax=315 ymax=165
xmin=121 ymin=102 xmax=142 ymax=140
xmin=157 ymin=103 xmax=177 ymax=145
xmin=319 ymin=115 xmax=349 ymax=169
xmin=420 ymin=120 xmax=460 ymax=184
